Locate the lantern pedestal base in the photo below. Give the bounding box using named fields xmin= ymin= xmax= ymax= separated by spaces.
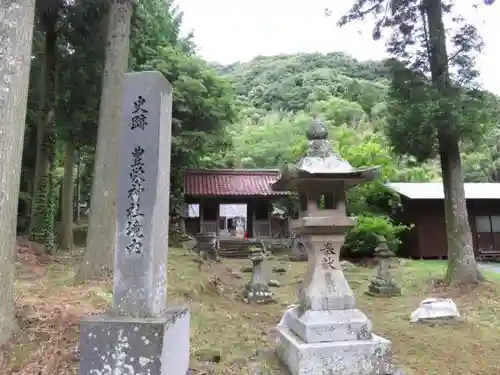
xmin=284 ymin=306 xmax=373 ymax=343
xmin=366 ymin=278 xmax=402 ymax=297
xmin=276 ymin=324 xmax=393 ymax=375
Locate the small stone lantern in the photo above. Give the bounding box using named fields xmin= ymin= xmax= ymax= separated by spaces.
xmin=244 ymin=247 xmax=274 ymax=304
xmin=367 ymin=236 xmax=401 ymax=297
xmin=273 ymin=119 xmax=395 ymax=375
xmin=289 ymin=231 xmax=308 ymax=261
xmin=195 ymin=232 xmax=219 ymax=262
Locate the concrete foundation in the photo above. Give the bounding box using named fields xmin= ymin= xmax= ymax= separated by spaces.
xmin=79 ymin=306 xmax=189 ymax=375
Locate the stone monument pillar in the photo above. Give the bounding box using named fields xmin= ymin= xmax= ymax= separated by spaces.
xmin=273 ymin=119 xmax=394 ymax=375
xmin=79 ymin=71 xmax=190 ymax=375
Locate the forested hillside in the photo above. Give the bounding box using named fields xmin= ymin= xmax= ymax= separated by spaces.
xmin=6 ymin=0 xmax=498 ymax=270
xmin=208 ymin=52 xmax=500 ymax=254
xmin=213 ymin=52 xmax=500 ymax=184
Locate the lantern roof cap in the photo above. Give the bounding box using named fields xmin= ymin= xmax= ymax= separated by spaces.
xmin=272 ymin=119 xmax=380 ymax=191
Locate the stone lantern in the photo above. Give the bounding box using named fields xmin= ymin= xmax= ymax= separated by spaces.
xmin=273 ymin=120 xmax=395 ymax=375
xmin=367 ymin=236 xmax=401 ymax=297
xmin=244 ymin=247 xmax=274 ymax=304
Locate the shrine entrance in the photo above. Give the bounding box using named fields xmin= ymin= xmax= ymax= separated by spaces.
xmin=186 ymin=203 xmax=247 ymax=238
xmin=183 ymin=169 xmax=290 ymax=240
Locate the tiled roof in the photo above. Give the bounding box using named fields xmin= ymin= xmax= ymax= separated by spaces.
xmin=386 ymin=182 xmax=500 ymax=200
xmin=184 ymin=169 xmax=289 ymax=197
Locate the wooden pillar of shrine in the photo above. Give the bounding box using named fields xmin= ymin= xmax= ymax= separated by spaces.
xmin=199 ymin=199 xmax=204 ymax=233
xmin=246 ymin=200 xmax=254 ymax=238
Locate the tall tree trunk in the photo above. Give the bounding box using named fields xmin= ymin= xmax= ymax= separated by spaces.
xmin=75 ymin=148 xmax=81 ymax=224
xmin=75 ymin=0 xmax=133 ymax=282
xmin=24 ymin=170 xmax=32 ymax=218
xmin=0 ymin=0 xmax=36 ymax=345
xmin=29 ymin=23 xmax=58 ymax=253
xmin=59 ymin=137 xmax=75 ymax=249
xmin=424 ymin=0 xmax=480 ymax=284
xmin=24 ymin=126 xmax=37 ymax=223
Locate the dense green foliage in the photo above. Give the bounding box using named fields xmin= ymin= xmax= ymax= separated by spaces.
xmin=22 ymin=0 xmax=236 ymax=232
xmin=129 ymin=0 xmax=236 ymax=209
xmin=20 ymin=0 xmax=500 ymax=258
xmin=212 ymin=53 xmax=389 ymax=114
xmin=214 ymin=51 xmax=500 ymax=256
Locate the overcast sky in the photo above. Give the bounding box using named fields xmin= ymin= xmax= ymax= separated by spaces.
xmin=176 ymin=0 xmax=500 ymax=94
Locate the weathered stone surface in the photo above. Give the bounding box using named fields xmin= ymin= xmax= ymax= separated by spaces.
xmin=366 ymin=240 xmax=401 ymax=297
xmin=79 ymin=71 xmax=191 ymax=374
xmin=114 ymin=71 xmax=172 ymax=317
xmin=367 ymin=280 xmax=402 ymax=297
xmin=290 ymin=232 xmax=308 ymax=261
xmin=196 ymin=232 xmax=219 ymax=261
xmin=410 ymin=298 xmax=460 ymax=323
xmin=79 ymin=307 xmax=190 ymax=375
xmin=277 ymin=325 xmax=393 ymax=375
xmin=273 ymin=120 xmax=393 ymax=375
xmin=393 ymin=369 xmax=407 ymax=375
xmin=298 ymin=267 xmax=356 ymax=311
xmin=284 ymin=306 xmax=373 ymax=343
xmin=245 ymin=249 xmax=275 ymax=304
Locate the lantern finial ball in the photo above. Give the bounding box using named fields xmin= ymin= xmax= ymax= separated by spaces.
xmin=306 ymin=119 xmax=328 ymax=140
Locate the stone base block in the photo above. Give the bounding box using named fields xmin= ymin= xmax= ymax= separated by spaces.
xmin=285 ymin=307 xmax=373 ymax=343
xmin=245 ymin=283 xmax=275 ymax=304
xmin=366 ymin=282 xmax=401 ymax=297
xmin=79 ymin=306 xmax=190 ymax=375
xmin=276 ymin=325 xmax=393 ymax=375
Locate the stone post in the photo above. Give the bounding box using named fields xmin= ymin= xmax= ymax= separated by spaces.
xmin=79 ymin=71 xmax=190 ymax=375
xmin=245 ymin=247 xmax=274 ymax=303
xmin=366 ymin=238 xmax=401 ymax=297
xmin=289 ymin=231 xmax=307 ymax=261
xmin=273 ymin=119 xmax=395 ymax=375
xmin=195 ymin=232 xmax=218 ymax=261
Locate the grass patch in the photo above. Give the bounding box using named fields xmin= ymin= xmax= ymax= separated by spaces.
xmin=170 ymin=253 xmax=500 ymax=374
xmin=2 ymin=243 xmax=500 ymax=374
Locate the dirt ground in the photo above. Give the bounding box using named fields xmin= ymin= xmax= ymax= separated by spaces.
xmin=1 ymin=240 xmax=500 ymax=374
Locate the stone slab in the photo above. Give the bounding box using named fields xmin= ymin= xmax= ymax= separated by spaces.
xmin=276 ymin=325 xmax=393 ymax=375
xmin=79 ymin=306 xmax=189 ymax=375
xmin=285 ymin=306 xmax=373 ymax=343
xmin=114 ymin=71 xmax=173 ymax=317
xmin=410 ymin=297 xmax=459 ymax=323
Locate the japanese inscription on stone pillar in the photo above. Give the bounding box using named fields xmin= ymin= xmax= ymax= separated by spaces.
xmin=125 ymin=146 xmax=146 ymax=254
xmin=320 ymin=241 xmax=338 ymax=269
xmin=114 ymin=71 xmax=173 ymax=316
xmin=123 ymin=95 xmax=149 ymax=255
xmin=131 ymin=95 xmax=149 ymax=130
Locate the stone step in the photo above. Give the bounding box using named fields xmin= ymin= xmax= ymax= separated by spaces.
xmin=218 ymin=240 xmax=262 ymax=258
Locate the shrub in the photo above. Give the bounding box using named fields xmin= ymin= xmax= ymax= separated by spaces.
xmin=342 ymin=214 xmax=410 ymax=258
